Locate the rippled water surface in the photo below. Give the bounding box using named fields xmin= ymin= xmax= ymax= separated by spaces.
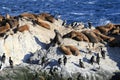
xmin=0 ymin=0 xmax=120 ymax=26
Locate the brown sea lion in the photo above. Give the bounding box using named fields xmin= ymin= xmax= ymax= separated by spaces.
xmin=37 ymin=13 xmax=55 ymax=23
xmin=0 ymin=23 xmax=10 ymax=34
xmin=111 ymin=26 xmax=120 ymax=35
xmin=96 ymin=23 xmax=115 ymax=35
xmin=93 ymin=30 xmax=115 ymax=42
xmin=66 ymin=45 xmax=80 ymax=56
xmin=18 ymin=24 xmax=29 ymax=32
xmin=60 ymin=45 xmax=72 ymax=55
xmin=71 ymin=31 xmax=89 ymax=42
xmin=63 ymin=31 xmax=89 ymax=42
xmin=2 ymin=14 xmax=19 ymax=28
xmin=8 ymin=18 xmax=19 ymax=28
xmin=19 ymin=12 xmax=37 ymax=20
xmin=36 ymin=17 xmax=50 ymax=29
xmin=38 ymin=13 xmax=51 ymax=20
xmin=53 ymin=29 xmax=62 ymax=45
xmin=82 ymin=31 xmax=99 ymax=43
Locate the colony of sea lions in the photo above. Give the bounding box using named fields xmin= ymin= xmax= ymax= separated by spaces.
xmin=0 ymin=12 xmax=57 ymax=38
xmin=0 ymin=12 xmax=119 ymax=47
xmin=63 ymin=22 xmax=119 ymax=46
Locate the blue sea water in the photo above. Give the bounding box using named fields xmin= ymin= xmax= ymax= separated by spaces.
xmin=0 ymin=0 xmax=120 ymax=26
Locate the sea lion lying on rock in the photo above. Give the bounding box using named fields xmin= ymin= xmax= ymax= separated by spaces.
xmin=18 ymin=24 xmax=29 ymax=32
xmin=60 ymin=45 xmax=80 ymax=56
xmin=36 ymin=17 xmax=50 ymax=29
xmin=66 ymin=45 xmax=80 ymax=56
xmin=0 ymin=23 xmax=10 ymax=34
xmin=19 ymin=12 xmax=37 ymax=20
xmin=37 ymin=13 xmax=55 ymax=23
xmin=60 ymin=45 xmax=72 ymax=55
xmin=63 ymin=31 xmax=89 ymax=42
xmin=93 ymin=31 xmax=115 ymax=42
xmin=0 ymin=14 xmax=19 ymax=29
xmin=82 ymin=30 xmax=99 ymax=43
xmin=96 ymin=23 xmax=115 ymax=35
xmin=111 ymin=26 xmax=120 ymax=35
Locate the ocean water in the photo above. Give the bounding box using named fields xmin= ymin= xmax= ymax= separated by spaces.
xmin=0 ymin=0 xmax=120 ymax=26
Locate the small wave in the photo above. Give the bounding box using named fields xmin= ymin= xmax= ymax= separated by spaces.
xmin=32 ymin=0 xmax=37 ymax=1
xmin=70 ymin=12 xmax=86 ymax=16
xmin=2 ymin=7 xmax=11 ymax=11
xmin=83 ymin=1 xmax=96 ymax=4
xmin=107 ymin=13 xmax=120 ymax=16
xmin=98 ymin=18 xmax=111 ymax=26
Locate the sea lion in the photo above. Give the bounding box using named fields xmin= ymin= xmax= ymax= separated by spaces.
xmin=66 ymin=45 xmax=80 ymax=56
xmin=63 ymin=31 xmax=89 ymax=42
xmin=96 ymin=23 xmax=115 ymax=35
xmin=19 ymin=12 xmax=37 ymax=20
xmin=7 ymin=17 xmax=19 ymax=28
xmin=37 ymin=13 xmax=55 ymax=23
xmin=60 ymin=45 xmax=72 ymax=55
xmin=36 ymin=19 xmax=50 ymax=29
xmin=93 ymin=30 xmax=115 ymax=42
xmin=0 ymin=23 xmax=10 ymax=34
xmin=18 ymin=24 xmax=29 ymax=32
xmin=52 ymin=29 xmax=62 ymax=45
xmin=82 ymin=31 xmax=99 ymax=43
xmin=1 ymin=14 xmax=19 ymax=28
xmin=37 ymin=13 xmax=51 ymax=20
xmin=111 ymin=26 xmax=120 ymax=35
xmin=73 ymin=31 xmax=89 ymax=42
